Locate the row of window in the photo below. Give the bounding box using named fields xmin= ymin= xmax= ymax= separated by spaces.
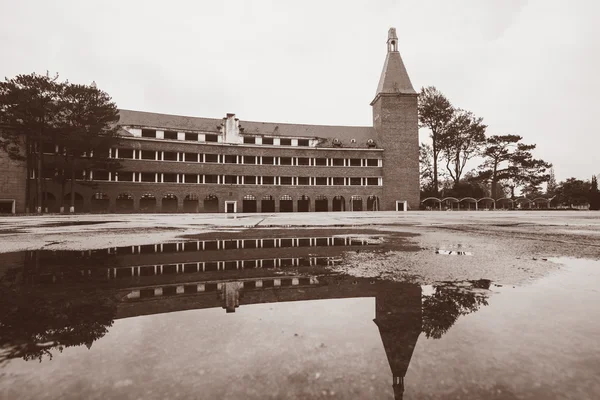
xmin=139 ymin=128 xmax=311 ymax=147
xmin=109 ymin=149 xmax=382 ymax=167
xmin=88 ymin=171 xmax=382 ymax=186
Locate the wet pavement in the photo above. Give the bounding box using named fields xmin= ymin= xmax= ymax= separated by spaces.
xmin=1 ymin=228 xmax=599 ymax=399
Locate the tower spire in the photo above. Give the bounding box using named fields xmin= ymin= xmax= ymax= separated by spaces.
xmin=387 ymin=27 xmax=398 ymax=52
xmin=372 ymin=27 xmax=416 ymax=104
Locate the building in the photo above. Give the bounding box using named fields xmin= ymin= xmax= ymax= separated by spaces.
xmin=1 ymin=27 xmax=419 ymax=214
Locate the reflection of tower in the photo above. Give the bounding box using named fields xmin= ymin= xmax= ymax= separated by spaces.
xmin=219 ymin=281 xmax=244 ymax=313
xmin=373 ymin=284 xmax=422 ymax=400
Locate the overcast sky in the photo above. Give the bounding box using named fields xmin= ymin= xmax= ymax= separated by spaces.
xmin=1 ymin=0 xmax=597 ymax=181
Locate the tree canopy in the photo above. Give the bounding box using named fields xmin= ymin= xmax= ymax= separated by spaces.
xmin=0 ymin=73 xmax=120 ymax=212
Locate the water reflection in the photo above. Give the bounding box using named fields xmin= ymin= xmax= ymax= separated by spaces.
xmin=0 ymin=286 xmax=116 ymax=362
xmin=0 ymin=233 xmax=492 ymax=400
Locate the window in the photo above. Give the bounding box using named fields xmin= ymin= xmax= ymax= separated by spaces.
xmin=297 ymin=139 xmax=309 ymax=147
xmin=184 ymin=174 xmax=197 ymax=183
xmin=263 ymin=176 xmax=275 ymax=185
xmin=141 ymin=172 xmax=156 ymax=182
xmin=204 ymin=154 xmax=218 ymax=163
xmin=349 ymin=158 xmax=362 ymax=167
xmin=118 ymin=171 xmax=134 ymax=181
xmin=315 ymin=177 xmax=327 ymax=185
xmin=94 ymin=171 xmax=109 ymax=181
xmin=262 ymin=137 xmax=274 ymax=145
xmin=244 ymin=176 xmax=256 ymax=184
xmin=142 ymin=129 xmax=156 ymax=138
xmin=119 ymin=148 xmax=134 ymax=159
xmin=280 ymin=157 xmax=292 ymax=166
xmin=163 ymin=173 xmax=177 ymax=183
xmin=366 ymin=159 xmax=379 ymax=167
xmin=205 ymin=134 xmax=218 ymax=143
xmin=224 ymin=175 xmax=237 ymax=184
xmin=333 ymin=177 xmax=344 ymax=185
xmin=280 ymin=138 xmax=292 ymax=146
xmin=314 ymin=158 xmax=327 ymax=166
xmin=367 ymin=177 xmax=379 ymax=186
xmin=243 ymin=137 xmax=256 ymax=144
xmin=224 ymin=155 xmax=237 ymax=164
xmin=280 ymin=176 xmax=293 ymax=185
xmin=163 ymin=152 xmax=178 ymax=161
xmin=141 ymin=150 xmax=155 ymax=160
xmin=350 ymin=177 xmax=362 ymax=185
xmin=332 ymin=158 xmax=344 ymax=166
xmin=262 ymin=156 xmax=275 ymax=165
xmin=297 ymin=177 xmax=309 ymax=185
xmin=243 ymin=156 xmax=256 ymax=164
xmin=164 ymin=131 xmax=178 ymax=140
xmin=297 ymin=157 xmax=310 ymax=166
xmin=184 ymin=153 xmax=198 ymax=162
xmin=204 ymin=174 xmax=218 ymax=183
xmin=185 ymin=132 xmax=198 ymax=141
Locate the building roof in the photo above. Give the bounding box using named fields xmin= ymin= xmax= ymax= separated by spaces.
xmin=374 ymin=28 xmax=416 ymax=98
xmin=375 ymin=51 xmax=416 ymax=96
xmin=117 ymin=109 xmax=376 ymax=148
xmin=118 ymin=109 xmax=223 ymax=133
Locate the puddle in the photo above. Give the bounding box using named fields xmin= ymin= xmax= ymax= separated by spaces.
xmin=1 ymin=233 xmax=599 ymax=399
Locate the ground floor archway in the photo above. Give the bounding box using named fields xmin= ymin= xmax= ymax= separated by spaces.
xmin=351 ymin=196 xmax=363 ymax=211
xmin=242 ymin=195 xmax=257 ymax=213
xmin=280 ymin=195 xmax=293 ymax=212
xmin=183 ymin=195 xmax=199 ymax=213
xmin=140 ymin=194 xmax=156 ymax=213
xmin=298 ymin=195 xmax=310 ymax=212
xmin=367 ymin=196 xmax=379 ymax=211
xmin=35 ymin=192 xmax=58 ymax=213
xmin=315 ymin=195 xmax=328 ymax=212
xmin=63 ymin=192 xmax=84 ymax=212
xmin=116 ymin=193 xmax=134 ymax=213
xmin=261 ymin=195 xmax=275 ymax=213
xmin=162 ymin=194 xmax=178 ymax=213
xmin=91 ymin=193 xmax=110 ymax=213
xmin=332 ymin=196 xmax=345 ymax=212
xmin=204 ymin=194 xmax=219 ymax=213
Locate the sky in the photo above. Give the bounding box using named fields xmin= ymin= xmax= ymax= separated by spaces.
xmin=1 ymin=0 xmax=598 ymax=181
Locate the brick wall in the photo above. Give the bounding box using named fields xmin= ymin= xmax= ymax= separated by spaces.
xmin=373 ymin=93 xmax=420 ymax=210
xmin=0 ymin=143 xmax=27 ymax=213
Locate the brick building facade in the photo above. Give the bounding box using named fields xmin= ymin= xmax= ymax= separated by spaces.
xmin=1 ymin=28 xmax=418 ymax=214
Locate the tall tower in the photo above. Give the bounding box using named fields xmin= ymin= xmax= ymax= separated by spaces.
xmin=371 ymin=28 xmax=419 ymax=210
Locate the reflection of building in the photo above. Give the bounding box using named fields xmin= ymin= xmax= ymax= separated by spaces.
xmin=1 ymin=28 xmax=418 ymax=214
xmin=5 ymin=233 xmax=421 ymax=399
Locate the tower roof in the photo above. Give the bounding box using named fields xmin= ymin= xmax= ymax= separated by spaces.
xmin=373 ymin=27 xmax=416 ymax=101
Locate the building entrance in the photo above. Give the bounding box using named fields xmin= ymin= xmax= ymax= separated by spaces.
xmin=225 ymin=201 xmax=237 ymax=213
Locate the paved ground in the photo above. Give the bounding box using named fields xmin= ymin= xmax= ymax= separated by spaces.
xmin=1 ymin=211 xmax=599 ymax=285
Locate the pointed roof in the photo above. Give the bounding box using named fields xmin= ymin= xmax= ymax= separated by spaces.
xmin=372 ymin=28 xmax=416 ymax=103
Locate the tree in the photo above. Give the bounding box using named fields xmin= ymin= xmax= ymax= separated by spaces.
xmin=56 ymin=82 xmax=120 ymax=211
xmin=478 ymin=134 xmax=551 ymax=199
xmin=546 ymin=167 xmax=558 ymax=197
xmin=589 ymin=175 xmax=600 ymax=210
xmin=0 ymin=72 xmax=63 ymax=212
xmin=554 ymin=178 xmax=591 ymax=207
xmin=419 ymin=143 xmax=435 ymax=196
xmin=421 ymin=279 xmax=490 ymax=339
xmin=0 ymin=74 xmax=120 ymax=213
xmin=439 ymin=109 xmax=486 ymax=187
xmin=418 ymin=86 xmax=454 ymax=195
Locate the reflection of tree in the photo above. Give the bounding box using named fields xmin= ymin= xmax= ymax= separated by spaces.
xmin=0 ymin=286 xmax=116 ymax=363
xmin=421 ymin=279 xmax=490 ymax=339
